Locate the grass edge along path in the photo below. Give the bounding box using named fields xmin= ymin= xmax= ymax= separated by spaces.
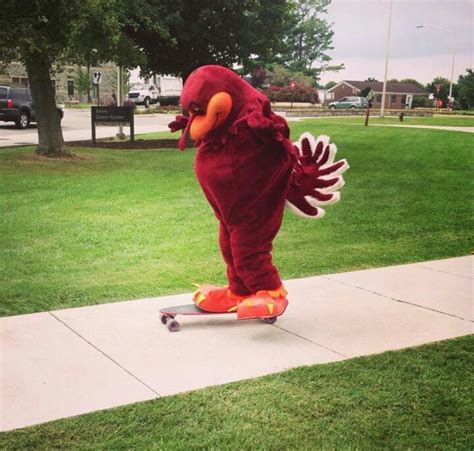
xmin=0 ymin=335 xmax=472 ymax=449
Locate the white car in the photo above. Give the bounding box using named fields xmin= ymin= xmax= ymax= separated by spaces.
xmin=127 ymin=84 xmax=159 ymax=108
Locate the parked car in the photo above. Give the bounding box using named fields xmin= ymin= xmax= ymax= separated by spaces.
xmin=127 ymin=77 xmax=182 ymax=107
xmin=328 ymin=96 xmax=369 ymax=110
xmin=127 ymin=83 xmax=160 ymax=108
xmin=0 ymin=86 xmax=64 ymax=129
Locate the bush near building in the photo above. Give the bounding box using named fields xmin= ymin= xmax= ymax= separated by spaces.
xmin=265 ymin=84 xmax=319 ymax=104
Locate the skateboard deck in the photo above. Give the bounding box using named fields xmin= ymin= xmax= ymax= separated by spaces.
xmin=159 ymin=304 xmax=277 ymax=332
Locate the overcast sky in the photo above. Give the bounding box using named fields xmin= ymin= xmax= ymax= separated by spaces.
xmin=320 ymin=0 xmax=473 ymax=85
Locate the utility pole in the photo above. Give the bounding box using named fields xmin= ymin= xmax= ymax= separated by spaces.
xmin=380 ymin=0 xmax=393 ymax=117
xmin=448 ymin=38 xmax=456 ymax=101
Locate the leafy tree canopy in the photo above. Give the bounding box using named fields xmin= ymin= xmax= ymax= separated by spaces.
xmin=399 ymin=78 xmax=424 ymax=89
xmin=274 ymin=0 xmax=343 ymax=79
xmin=457 ymin=69 xmax=474 ymax=109
xmin=126 ymin=0 xmax=292 ymax=80
xmin=266 ymin=64 xmax=317 ymax=88
xmin=426 ymin=76 xmax=458 ymax=106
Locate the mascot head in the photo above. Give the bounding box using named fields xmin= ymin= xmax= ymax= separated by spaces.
xmin=179 ymin=65 xmax=268 ymax=143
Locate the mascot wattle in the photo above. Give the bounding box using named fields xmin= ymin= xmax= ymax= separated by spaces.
xmin=169 ymin=65 xmax=348 ymax=320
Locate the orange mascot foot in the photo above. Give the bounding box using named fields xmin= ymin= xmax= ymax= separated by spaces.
xmin=237 ymin=286 xmax=288 ymax=320
xmin=193 ymin=284 xmax=245 ymax=313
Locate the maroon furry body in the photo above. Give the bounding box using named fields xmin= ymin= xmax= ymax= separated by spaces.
xmin=180 ymin=66 xmax=295 ymax=295
xmin=172 ymin=65 xmax=348 ymax=297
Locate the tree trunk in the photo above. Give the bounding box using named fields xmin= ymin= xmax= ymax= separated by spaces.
xmin=24 ymin=54 xmax=70 ymax=156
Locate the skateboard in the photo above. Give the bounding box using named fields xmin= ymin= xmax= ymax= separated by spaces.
xmin=159 ymin=304 xmax=278 ymax=332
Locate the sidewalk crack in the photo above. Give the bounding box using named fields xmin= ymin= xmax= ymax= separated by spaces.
xmin=273 ymin=324 xmax=349 ymax=359
xmin=48 ymin=312 xmax=161 ymax=397
xmin=417 ymin=264 xmax=472 ymax=280
xmin=322 ymin=276 xmax=471 ymax=322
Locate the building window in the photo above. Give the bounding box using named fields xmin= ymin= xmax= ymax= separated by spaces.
xmin=11 ymin=76 xmax=29 ymax=87
xmin=326 ymin=92 xmax=334 ymax=100
xmin=375 ymin=95 xmax=382 ymax=103
xmin=391 ymin=95 xmax=397 ymax=104
xmin=401 ymin=95 xmax=406 ymax=104
xmin=67 ymin=80 xmax=74 ymax=97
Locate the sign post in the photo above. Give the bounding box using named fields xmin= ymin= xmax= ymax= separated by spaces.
xmin=365 ymin=89 xmax=375 ymax=127
xmin=92 ymin=71 xmax=103 ymax=106
xmin=91 ymin=106 xmax=134 ymax=144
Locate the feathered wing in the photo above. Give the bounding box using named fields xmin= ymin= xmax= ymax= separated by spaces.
xmin=286 ymin=132 xmax=349 ymax=219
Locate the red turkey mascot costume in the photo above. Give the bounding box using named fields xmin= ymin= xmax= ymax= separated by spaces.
xmin=169 ymin=65 xmax=348 ymax=321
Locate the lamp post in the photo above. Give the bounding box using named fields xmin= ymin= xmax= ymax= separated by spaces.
xmin=416 ymin=25 xmax=456 ymax=103
xmin=380 ymin=0 xmax=393 ymax=117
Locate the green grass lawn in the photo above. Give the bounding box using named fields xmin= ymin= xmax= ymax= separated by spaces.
xmin=137 ymin=130 xmax=177 ymax=140
xmin=63 ymin=103 xmax=94 ymax=109
xmin=305 ymin=115 xmax=474 ymax=127
xmin=1 ymin=121 xmax=473 ymax=316
xmin=1 ymin=335 xmax=472 ymax=449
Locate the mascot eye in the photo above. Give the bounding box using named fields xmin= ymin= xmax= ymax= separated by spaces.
xmin=191 ymin=107 xmax=205 ymax=115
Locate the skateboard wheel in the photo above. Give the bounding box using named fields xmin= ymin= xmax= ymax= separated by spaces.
xmin=263 ymin=317 xmax=277 ymax=325
xmin=160 ymin=314 xmax=168 ymax=325
xmin=167 ymin=319 xmax=180 ymax=332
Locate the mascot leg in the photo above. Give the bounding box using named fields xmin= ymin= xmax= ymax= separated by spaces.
xmin=230 ymin=210 xmax=288 ymax=320
xmin=192 ymin=223 xmax=249 ymax=313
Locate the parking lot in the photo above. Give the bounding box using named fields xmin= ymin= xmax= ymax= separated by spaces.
xmin=0 ymin=108 xmax=174 ymax=147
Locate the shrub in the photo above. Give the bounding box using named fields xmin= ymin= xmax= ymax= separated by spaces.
xmin=412 ymin=96 xmax=434 ymax=108
xmin=265 ymin=84 xmax=319 ymax=104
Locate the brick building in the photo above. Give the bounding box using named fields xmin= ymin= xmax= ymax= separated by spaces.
xmin=324 ymin=80 xmax=428 ymax=109
xmin=0 ymin=61 xmax=118 ymax=103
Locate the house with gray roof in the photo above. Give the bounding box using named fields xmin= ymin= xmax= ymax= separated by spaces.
xmin=324 ymin=80 xmax=429 ymax=109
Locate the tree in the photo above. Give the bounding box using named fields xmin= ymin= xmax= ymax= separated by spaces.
xmin=365 ymin=77 xmax=378 ymax=82
xmin=324 ymin=81 xmax=337 ymax=90
xmin=74 ymin=67 xmax=91 ymax=102
xmin=399 ymin=78 xmax=424 ymax=90
xmin=426 ymin=76 xmax=458 ymax=107
xmin=278 ymin=0 xmax=343 ymax=80
xmin=266 ymin=64 xmax=315 ymax=88
xmin=457 ymin=69 xmax=474 ymax=109
xmin=126 ymin=0 xmax=292 ymax=81
xmin=0 ymin=0 xmax=141 ymax=156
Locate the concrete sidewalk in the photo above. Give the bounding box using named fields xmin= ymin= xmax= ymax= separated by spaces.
xmin=1 ymin=256 xmax=472 ymax=431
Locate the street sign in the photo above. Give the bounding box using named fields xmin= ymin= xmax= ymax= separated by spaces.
xmin=366 ymin=89 xmax=375 ymax=101
xmin=91 ymin=106 xmax=134 ymax=143
xmin=92 ymin=71 xmax=103 ymax=85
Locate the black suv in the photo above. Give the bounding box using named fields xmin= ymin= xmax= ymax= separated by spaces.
xmin=0 ymin=86 xmax=63 ymax=129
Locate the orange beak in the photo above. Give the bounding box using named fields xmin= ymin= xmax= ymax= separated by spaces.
xmin=189 ymin=92 xmax=233 ymax=140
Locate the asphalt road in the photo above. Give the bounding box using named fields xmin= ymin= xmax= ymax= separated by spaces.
xmin=0 ymin=108 xmax=175 ymax=147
